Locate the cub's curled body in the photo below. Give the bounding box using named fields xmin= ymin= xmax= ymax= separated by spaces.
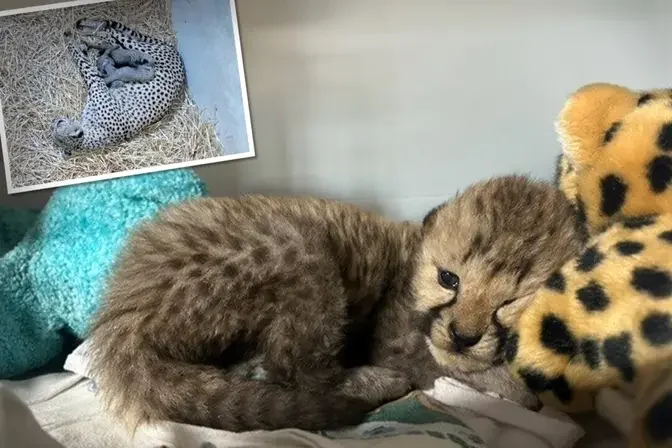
xmin=88 ymin=176 xmax=584 ymax=433
xmin=88 ymin=196 xmax=419 ymax=432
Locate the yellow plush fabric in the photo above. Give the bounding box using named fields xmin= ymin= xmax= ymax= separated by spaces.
xmin=506 ymin=83 xmax=672 ymax=447
xmin=555 ymin=83 xmax=672 ymax=234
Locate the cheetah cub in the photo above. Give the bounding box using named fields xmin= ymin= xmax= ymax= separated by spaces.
xmin=87 ymin=176 xmax=583 ymax=433
xmin=95 ymin=44 xmax=156 ymax=88
xmin=88 ymin=196 xmax=419 ymax=433
xmin=391 ymin=175 xmax=587 ymax=397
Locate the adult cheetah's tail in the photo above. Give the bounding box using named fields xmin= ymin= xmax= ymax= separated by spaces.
xmin=86 ymin=341 xmax=373 ymax=433
xmin=75 ymin=18 xmax=166 ymax=45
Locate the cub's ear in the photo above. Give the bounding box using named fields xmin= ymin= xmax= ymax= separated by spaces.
xmin=422 ymin=205 xmax=440 ymax=230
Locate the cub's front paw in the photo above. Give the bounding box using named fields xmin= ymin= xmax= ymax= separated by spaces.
xmin=340 ymin=366 xmax=412 ymax=405
xmin=375 ymin=368 xmax=413 ymax=403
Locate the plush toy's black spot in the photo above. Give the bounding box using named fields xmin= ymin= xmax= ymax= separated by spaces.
xmin=545 ymin=271 xmax=566 ymax=293
xmin=518 ymin=369 xmax=572 ymax=403
xmin=645 ymin=392 xmax=672 ymax=442
xmin=615 ymin=240 xmax=644 ymax=256
xmin=576 ymin=281 xmax=610 ymax=311
xmin=660 ymin=230 xmax=672 ymax=243
xmin=504 ymin=332 xmax=519 ymax=363
xmin=623 ymin=215 xmax=656 ymax=229
xmin=648 ymin=155 xmax=672 ymax=193
xmin=541 ymin=314 xmax=577 ymax=356
xmin=641 ymin=312 xmax=672 ymax=346
xmin=600 ymin=175 xmax=628 ymax=217
xmin=518 ymin=368 xmax=551 ymax=393
xmin=576 ymin=246 xmax=604 ymax=272
xmin=658 ymin=122 xmax=672 ymax=152
xmin=603 ymin=121 xmax=621 ymax=144
xmin=632 ymin=267 xmax=672 ymax=299
xmin=549 ymin=376 xmax=573 ymax=403
xmin=603 ymin=333 xmax=635 ymax=382
xmin=638 ymin=93 xmax=654 ymax=106
xmin=580 ymin=339 xmax=600 ymax=369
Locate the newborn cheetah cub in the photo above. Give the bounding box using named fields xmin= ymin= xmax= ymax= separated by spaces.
xmin=87 ymin=176 xmax=583 ymax=434
xmin=409 ymin=175 xmax=585 ymax=385
xmin=88 ymin=196 xmax=420 ymax=433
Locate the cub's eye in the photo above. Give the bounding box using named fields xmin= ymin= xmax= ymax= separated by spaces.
xmin=438 ymin=269 xmax=460 ymax=290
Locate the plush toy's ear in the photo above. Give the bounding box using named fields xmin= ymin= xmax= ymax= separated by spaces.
xmin=578 ymin=99 xmax=672 ymax=232
xmin=555 ymin=83 xmax=639 ymax=170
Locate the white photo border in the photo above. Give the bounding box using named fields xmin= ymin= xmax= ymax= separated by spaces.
xmin=0 ymin=0 xmax=256 ymax=194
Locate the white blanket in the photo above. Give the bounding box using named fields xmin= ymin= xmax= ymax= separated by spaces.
xmin=0 ymin=342 xmax=586 ymax=448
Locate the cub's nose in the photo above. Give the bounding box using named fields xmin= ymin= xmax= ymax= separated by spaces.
xmin=449 ymin=322 xmax=482 ymax=349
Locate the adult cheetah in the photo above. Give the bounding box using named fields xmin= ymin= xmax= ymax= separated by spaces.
xmin=52 ymin=19 xmax=185 ymax=155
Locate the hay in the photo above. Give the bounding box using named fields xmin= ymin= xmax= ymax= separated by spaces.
xmin=0 ymin=0 xmax=224 ymax=191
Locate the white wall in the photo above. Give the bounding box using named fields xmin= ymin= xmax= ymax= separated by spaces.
xmin=3 ymin=0 xmax=671 ymax=219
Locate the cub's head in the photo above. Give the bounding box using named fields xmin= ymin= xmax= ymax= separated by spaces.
xmin=413 ymin=175 xmax=584 ymax=374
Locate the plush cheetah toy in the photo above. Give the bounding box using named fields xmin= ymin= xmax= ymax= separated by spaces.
xmin=505 ymin=83 xmax=672 ymax=448
xmin=52 ymin=19 xmax=186 ymax=156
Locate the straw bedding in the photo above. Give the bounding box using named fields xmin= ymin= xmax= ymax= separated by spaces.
xmin=0 ymin=0 xmax=223 ymax=191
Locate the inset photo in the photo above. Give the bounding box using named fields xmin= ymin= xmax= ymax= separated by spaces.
xmin=0 ymin=0 xmax=254 ymax=194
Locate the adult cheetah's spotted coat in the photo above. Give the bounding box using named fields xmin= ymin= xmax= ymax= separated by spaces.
xmin=505 ymin=83 xmax=672 ymax=448
xmin=52 ymin=19 xmax=185 ymax=155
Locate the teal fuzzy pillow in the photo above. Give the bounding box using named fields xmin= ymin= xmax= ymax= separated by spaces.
xmin=0 ymin=169 xmax=207 ymax=379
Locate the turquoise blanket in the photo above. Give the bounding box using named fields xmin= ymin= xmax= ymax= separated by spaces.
xmin=0 ymin=169 xmax=207 ymax=379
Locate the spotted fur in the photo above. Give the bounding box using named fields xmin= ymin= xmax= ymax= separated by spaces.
xmin=555 ymin=83 xmax=672 ymax=235
xmin=52 ymin=19 xmax=185 ymax=155
xmin=412 ymin=175 xmax=584 ymax=377
xmin=88 ymin=181 xmax=547 ymax=434
xmin=88 ymin=196 xmax=418 ymax=433
xmin=507 ymin=83 xmax=672 ymax=448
